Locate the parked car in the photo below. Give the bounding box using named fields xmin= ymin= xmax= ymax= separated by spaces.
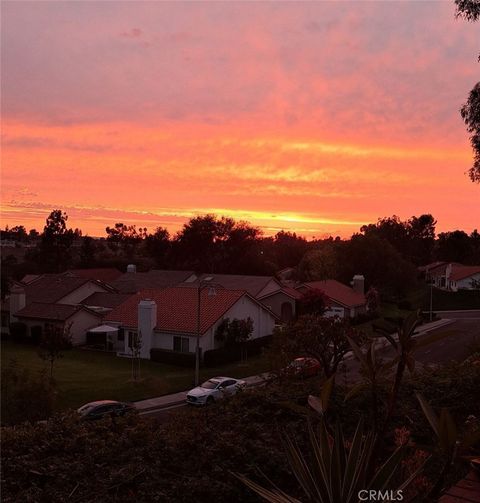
xmin=286 ymin=357 xmax=321 ymax=378
xmin=77 ymin=400 xmax=136 ymax=420
xmin=186 ymin=376 xmax=247 ymax=406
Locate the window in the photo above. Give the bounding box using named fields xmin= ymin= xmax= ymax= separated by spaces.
xmin=118 ymin=329 xmax=124 ymax=342
xmin=173 ymin=336 xmax=189 ymax=353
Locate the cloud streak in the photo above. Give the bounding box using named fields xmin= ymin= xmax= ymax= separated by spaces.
xmin=1 ymin=1 xmax=479 ymax=238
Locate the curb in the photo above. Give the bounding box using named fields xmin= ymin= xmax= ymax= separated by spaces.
xmin=343 ymin=318 xmax=454 ymax=361
xmin=134 ymin=398 xmax=187 ymax=412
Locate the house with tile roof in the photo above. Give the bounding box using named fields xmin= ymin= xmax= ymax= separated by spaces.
xmin=181 ymin=273 xmax=299 ymax=322
xmin=448 ymin=265 xmax=480 ymax=291
xmin=296 ymin=276 xmax=367 ymax=319
xmin=424 ymin=262 xmax=480 ymax=291
xmin=104 ymin=287 xmax=277 ymax=359
xmin=13 ymin=302 xmax=102 ymax=345
xmin=6 ymin=274 xmax=114 ymax=342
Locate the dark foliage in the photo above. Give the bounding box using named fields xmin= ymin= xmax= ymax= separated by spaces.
xmin=298 ymin=288 xmax=329 ymax=316
xmin=149 ymin=348 xmax=196 ymax=367
xmin=8 ymin=322 xmax=28 ymax=343
xmin=1 ymin=360 xmax=56 ymax=425
xmin=455 ymin=1 xmax=480 ymax=182
xmin=204 ymin=334 xmax=272 ymax=367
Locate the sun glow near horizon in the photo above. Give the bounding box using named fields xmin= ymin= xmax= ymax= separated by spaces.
xmin=1 ymin=1 xmax=479 ymax=238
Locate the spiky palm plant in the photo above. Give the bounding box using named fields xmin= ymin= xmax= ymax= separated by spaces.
xmin=236 ymin=418 xmax=424 ymax=503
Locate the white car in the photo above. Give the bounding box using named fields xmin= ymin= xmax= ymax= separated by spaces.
xmin=186 ymin=376 xmax=247 ymax=406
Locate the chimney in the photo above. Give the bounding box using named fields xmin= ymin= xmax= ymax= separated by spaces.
xmin=9 ymin=286 xmax=26 ymax=323
xmin=352 ymin=275 xmax=365 ymax=296
xmin=137 ymin=299 xmax=157 ymax=359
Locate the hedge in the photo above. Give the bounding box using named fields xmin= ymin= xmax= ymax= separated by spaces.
xmin=150 ymin=348 xmax=196 ymax=367
xmin=9 ymin=322 xmax=28 ymax=343
xmin=204 ymin=334 xmax=273 ymax=367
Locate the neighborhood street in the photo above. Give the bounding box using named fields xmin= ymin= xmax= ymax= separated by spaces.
xmin=138 ymin=312 xmax=480 ymax=420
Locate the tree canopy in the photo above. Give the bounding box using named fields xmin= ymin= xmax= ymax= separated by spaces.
xmin=455 ymin=0 xmax=480 ymax=182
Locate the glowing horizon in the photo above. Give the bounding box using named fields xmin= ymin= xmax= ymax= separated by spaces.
xmin=1 ymin=1 xmax=479 ymax=239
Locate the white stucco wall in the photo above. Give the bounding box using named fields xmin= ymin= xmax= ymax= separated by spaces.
xmin=258 ymin=291 xmax=296 ymax=321
xmin=214 ymin=295 xmax=276 ymax=343
xmin=58 ymin=282 xmax=110 ymax=305
xmin=451 ymin=273 xmax=480 ymax=291
xmin=150 ymin=295 xmax=276 ymax=356
xmin=68 ymin=311 xmax=104 ymax=345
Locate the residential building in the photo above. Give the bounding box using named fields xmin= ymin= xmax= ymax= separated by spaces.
xmin=104 ymin=287 xmax=277 ymax=359
xmin=181 ymin=273 xmax=298 ymax=322
xmin=296 ymin=276 xmax=367 ymax=318
xmin=13 ymin=302 xmax=102 ymax=345
xmin=6 ymin=274 xmax=114 ymax=341
xmin=425 ymin=262 xmax=480 ymax=291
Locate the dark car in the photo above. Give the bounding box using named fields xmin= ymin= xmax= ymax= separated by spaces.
xmin=286 ymin=357 xmax=321 ymax=378
xmin=77 ymin=400 xmax=136 ymax=420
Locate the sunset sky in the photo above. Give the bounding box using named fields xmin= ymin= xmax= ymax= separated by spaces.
xmin=1 ymin=1 xmax=479 ymax=239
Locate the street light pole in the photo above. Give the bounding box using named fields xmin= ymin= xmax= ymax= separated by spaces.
xmin=195 ymin=283 xmax=201 ymax=387
xmin=429 ymin=270 xmax=433 ymax=322
xmin=194 ymin=278 xmax=218 ymax=387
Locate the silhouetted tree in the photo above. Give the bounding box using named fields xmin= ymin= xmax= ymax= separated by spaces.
xmin=455 ymin=0 xmax=480 ymax=182
xmin=79 ymin=236 xmax=98 ymax=267
xmin=272 ymin=231 xmax=308 ymax=270
xmin=173 ymin=215 xmax=260 ymax=273
xmin=144 ymin=227 xmax=170 ymax=267
xmin=281 ymin=314 xmax=362 ymax=378
xmin=435 ymin=230 xmax=473 ymax=263
xmin=105 ymin=223 xmax=147 ymax=259
xmin=338 ymin=234 xmax=417 ymax=297
xmin=39 ymin=210 xmax=76 ymax=272
xmin=38 ymin=323 xmax=72 ymax=380
xmin=407 ymin=214 xmax=436 ymax=264
xmin=298 ymin=288 xmax=329 ymax=316
xmin=297 ymin=243 xmax=339 ymax=281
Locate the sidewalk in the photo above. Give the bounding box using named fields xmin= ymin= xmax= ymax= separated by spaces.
xmin=134 ymin=372 xmax=273 ymax=412
xmin=134 ymin=319 xmax=454 ymax=413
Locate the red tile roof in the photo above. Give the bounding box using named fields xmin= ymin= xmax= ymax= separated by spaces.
xmin=105 ymin=287 xmax=247 ymax=334
xmin=303 ymin=280 xmax=365 ymax=308
xmin=428 ymin=262 xmax=462 ymax=277
xmin=14 ymin=302 xmax=101 ymax=321
xmin=450 ymin=265 xmax=480 ymax=282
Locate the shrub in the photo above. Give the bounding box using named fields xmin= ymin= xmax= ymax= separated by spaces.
xmin=9 ymin=322 xmax=28 ymax=343
xmin=350 ymin=311 xmax=379 ymax=325
xmin=204 ymin=335 xmax=273 ymax=367
xmin=30 ymin=325 xmax=43 ymax=345
xmin=150 ymin=348 xmax=196 ymax=367
xmin=1 ymin=360 xmax=55 ymax=425
xmin=398 ymin=299 xmax=413 ymax=310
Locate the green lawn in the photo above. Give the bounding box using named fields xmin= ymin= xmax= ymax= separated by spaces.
xmin=1 ymin=342 xmax=272 ymax=411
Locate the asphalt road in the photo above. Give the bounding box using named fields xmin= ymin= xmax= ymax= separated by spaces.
xmin=434 ymin=310 xmax=480 ymax=320
xmin=142 ymin=314 xmax=480 ymax=421
xmin=413 ymin=319 xmax=480 ymax=365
